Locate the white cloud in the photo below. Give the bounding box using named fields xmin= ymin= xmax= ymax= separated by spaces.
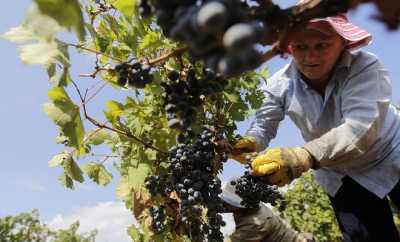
xmin=47 ymin=201 xmax=135 ymax=242
xmin=17 ymin=180 xmax=46 ymax=192
xmin=46 ymin=201 xmax=237 ymax=242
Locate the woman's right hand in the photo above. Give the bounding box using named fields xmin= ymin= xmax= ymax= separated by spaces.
xmin=230 ymin=136 xmax=258 ymax=164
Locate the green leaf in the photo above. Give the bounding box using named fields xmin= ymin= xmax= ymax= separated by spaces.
xmin=17 ymin=41 xmax=60 ymax=65
xmin=59 ymin=172 xmax=74 ymax=189
xmin=86 ymin=129 xmax=110 ymax=146
xmin=128 ymin=163 xmax=151 ymax=190
xmin=47 ymin=86 xmax=71 ymax=103
xmin=104 ymin=100 xmax=124 ymax=122
xmin=127 ymin=225 xmax=143 ymax=241
xmin=43 ymin=103 xmax=72 ymax=125
xmin=34 ymin=0 xmax=86 ymax=41
xmin=22 ymin=4 xmax=62 ymax=39
xmin=47 ymin=65 xmax=71 ymax=87
xmin=49 ymin=153 xmax=71 ymax=167
xmin=223 ymin=91 xmax=240 ymax=103
xmin=113 ymin=0 xmax=136 ymax=18
xmin=44 ymin=87 xmax=86 ymax=155
xmin=83 ymin=162 xmax=113 ymax=186
xmin=63 ymin=156 xmax=84 ymax=183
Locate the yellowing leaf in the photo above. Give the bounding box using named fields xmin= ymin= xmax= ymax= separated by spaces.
xmin=49 ymin=152 xmax=71 ymax=167
xmin=116 ymin=175 xmax=130 ymax=199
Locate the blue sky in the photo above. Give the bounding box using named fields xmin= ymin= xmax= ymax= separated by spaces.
xmin=1 ymin=1 xmax=400 ymax=241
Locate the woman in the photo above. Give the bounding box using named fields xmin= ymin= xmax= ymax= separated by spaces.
xmin=231 ymin=14 xmax=400 ymax=242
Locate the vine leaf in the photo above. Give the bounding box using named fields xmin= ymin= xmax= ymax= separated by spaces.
xmin=116 ymin=175 xmax=130 ymax=199
xmin=34 ymin=0 xmax=86 ymax=41
xmin=59 ymin=172 xmax=74 ymax=189
xmin=116 ymin=164 xmax=151 ymax=199
xmin=113 ymin=0 xmax=136 ymax=18
xmin=63 ymin=155 xmax=84 ymax=183
xmin=86 ymin=129 xmax=110 ymax=146
xmin=223 ymin=91 xmax=240 ymax=103
xmin=104 ymin=100 xmax=124 ymax=122
xmin=1 ymin=26 xmax=38 ymax=42
xmin=44 ymin=87 xmax=86 ymax=155
xmin=48 ymin=152 xmax=71 ymax=167
xmin=128 ymin=164 xmax=151 ymax=190
xmin=132 ymin=189 xmax=152 ymax=218
xmin=83 ymin=162 xmax=113 ymax=186
xmin=47 ymin=64 xmax=71 ymax=87
xmin=18 ymin=41 xmax=61 ymax=66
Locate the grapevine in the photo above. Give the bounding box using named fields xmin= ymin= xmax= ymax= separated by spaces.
xmin=4 ymin=0 xmax=400 ymax=241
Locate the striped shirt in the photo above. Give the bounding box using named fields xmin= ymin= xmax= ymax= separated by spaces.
xmin=246 ymin=50 xmax=400 ymax=198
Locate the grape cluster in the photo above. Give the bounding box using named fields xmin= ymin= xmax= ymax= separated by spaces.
xmin=145 ymin=174 xmax=172 ymax=197
xmin=162 ymin=68 xmax=227 ymax=130
xmin=140 ymin=0 xmax=269 ymax=76
xmin=149 ymin=206 xmax=166 ymax=233
xmin=144 ymin=127 xmax=228 ymax=241
xmin=114 ymin=60 xmax=154 ymax=88
xmin=232 ymin=170 xmax=285 ymax=210
xmin=169 ymin=128 xmax=226 ymax=241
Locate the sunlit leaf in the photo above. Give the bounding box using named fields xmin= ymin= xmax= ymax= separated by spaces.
xmin=34 ymin=0 xmax=85 ymax=41
xmin=63 ymin=156 xmax=84 ymax=183
xmin=113 ymin=0 xmax=136 ymax=18
xmin=17 ymin=41 xmax=60 ymax=65
xmin=59 ymin=172 xmax=74 ymax=189
xmin=49 ymin=152 xmax=71 ymax=167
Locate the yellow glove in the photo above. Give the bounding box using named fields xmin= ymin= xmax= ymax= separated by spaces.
xmin=251 ymin=147 xmax=315 ymax=186
xmin=230 ymin=136 xmax=258 ymax=164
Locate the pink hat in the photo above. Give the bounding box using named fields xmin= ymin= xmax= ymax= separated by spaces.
xmin=306 ymin=14 xmax=373 ymax=50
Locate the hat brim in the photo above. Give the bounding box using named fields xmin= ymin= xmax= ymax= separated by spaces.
xmin=308 ymin=15 xmax=372 ymax=51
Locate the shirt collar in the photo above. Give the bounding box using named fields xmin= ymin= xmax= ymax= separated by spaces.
xmin=285 ymin=50 xmax=352 ymax=90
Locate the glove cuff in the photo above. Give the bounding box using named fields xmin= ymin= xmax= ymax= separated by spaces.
xmin=283 ymin=147 xmax=314 ymax=179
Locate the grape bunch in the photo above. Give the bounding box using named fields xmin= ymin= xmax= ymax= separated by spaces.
xmin=167 ymin=128 xmax=226 ymax=241
xmin=140 ymin=0 xmax=270 ymax=76
xmin=148 ymin=206 xmax=166 ymax=233
xmin=162 ymin=68 xmax=227 ymax=131
xmin=114 ymin=60 xmax=154 ymax=88
xmin=232 ymin=169 xmax=285 ymax=210
xmin=144 ymin=174 xmax=173 ymax=197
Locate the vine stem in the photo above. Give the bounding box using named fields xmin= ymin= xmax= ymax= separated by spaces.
xmin=70 ymin=80 xmax=168 ymax=155
xmin=65 ymin=42 xmax=124 ymax=62
xmin=147 ymin=47 xmax=188 ymax=65
xmin=79 ymin=67 xmax=111 ymax=78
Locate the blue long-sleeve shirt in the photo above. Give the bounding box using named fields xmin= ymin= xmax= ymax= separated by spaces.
xmin=246 ymin=50 xmax=400 ymax=198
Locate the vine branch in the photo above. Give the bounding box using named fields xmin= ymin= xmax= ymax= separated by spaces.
xmin=70 ymin=80 xmax=168 ymax=155
xmin=147 ymin=47 xmax=189 ymax=65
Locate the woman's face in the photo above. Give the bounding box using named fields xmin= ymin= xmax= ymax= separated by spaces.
xmin=290 ymin=29 xmax=346 ymax=83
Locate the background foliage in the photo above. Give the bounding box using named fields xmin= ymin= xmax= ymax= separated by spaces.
xmin=0 ymin=210 xmax=97 ymax=242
